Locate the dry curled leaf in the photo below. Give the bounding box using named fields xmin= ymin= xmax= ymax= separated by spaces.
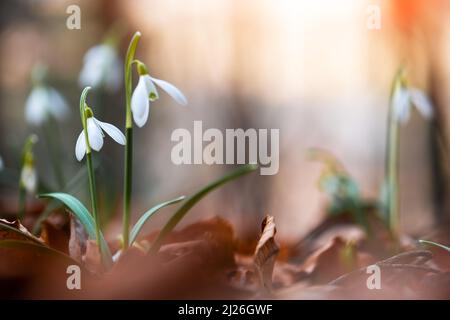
xmin=253 ymin=215 xmax=279 ymax=292
xmin=68 ymin=214 xmax=88 ymax=262
xmin=0 ymin=219 xmax=42 ymax=243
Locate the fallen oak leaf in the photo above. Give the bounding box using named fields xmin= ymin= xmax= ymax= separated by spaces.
xmin=253 ymin=215 xmax=279 ymax=292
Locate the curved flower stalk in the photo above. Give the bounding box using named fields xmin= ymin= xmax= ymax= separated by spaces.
xmin=18 ymin=134 xmax=39 ymax=219
xmin=382 ymin=67 xmax=434 ymax=235
xmin=122 ymin=31 xmax=188 ymax=250
xmin=79 ymin=42 xmax=122 ymax=92
xmin=25 ymin=65 xmax=69 ymax=126
xmin=131 ymin=61 xmax=187 ymax=127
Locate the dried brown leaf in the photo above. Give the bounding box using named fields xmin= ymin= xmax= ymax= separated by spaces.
xmin=253 ymin=215 xmax=279 ymax=292
xmin=68 ymin=214 xmax=88 ymax=262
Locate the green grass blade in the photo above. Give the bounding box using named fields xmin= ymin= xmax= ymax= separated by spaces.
xmin=0 ymin=220 xmax=44 ymax=245
xmin=149 ymin=164 xmax=258 ymax=254
xmin=0 ymin=239 xmax=80 ymax=265
xmin=129 ymin=196 xmax=185 ymax=246
xmin=38 ymin=192 xmax=113 ymax=268
xmin=419 ymin=240 xmax=450 ymax=252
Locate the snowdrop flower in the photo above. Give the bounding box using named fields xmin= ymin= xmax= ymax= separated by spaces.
xmin=25 ymin=85 xmax=69 ymax=126
xmin=20 ymin=134 xmax=38 ymax=194
xmin=79 ymin=44 xmax=122 ymax=91
xmin=20 ymin=164 xmax=37 ymax=194
xmin=75 ymin=107 xmax=126 ymax=161
xmin=131 ymin=61 xmax=187 ymax=127
xmin=392 ymin=78 xmax=433 ymax=124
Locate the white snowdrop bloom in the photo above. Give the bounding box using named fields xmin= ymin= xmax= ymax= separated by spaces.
xmin=79 ymin=44 xmax=122 ymax=91
xmin=75 ymin=115 xmax=126 ymax=161
xmin=25 ymin=86 xmax=69 ymax=126
xmin=20 ymin=164 xmax=37 ymax=194
xmin=131 ymin=73 xmax=187 ymax=128
xmin=392 ymin=85 xmax=433 ymax=124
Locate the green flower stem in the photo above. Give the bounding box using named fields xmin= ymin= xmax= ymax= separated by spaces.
xmin=86 ymin=152 xmax=100 ymax=244
xmin=18 ymin=184 xmax=26 ymax=220
xmin=384 ymin=69 xmax=403 ymax=235
xmin=386 ymin=107 xmax=399 ymax=234
xmin=122 ymin=31 xmax=141 ymax=250
xmin=123 ymin=127 xmax=133 ymax=249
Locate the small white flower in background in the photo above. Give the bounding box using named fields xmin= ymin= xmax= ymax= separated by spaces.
xmin=25 ymin=85 xmax=70 ymax=126
xmin=131 ymin=62 xmax=187 ymax=127
xmin=79 ymin=44 xmax=122 ymax=91
xmin=20 ymin=164 xmax=37 ymax=194
xmin=75 ymin=110 xmax=126 ymax=161
xmin=20 ymin=134 xmax=38 ymax=194
xmin=392 ymin=80 xmax=433 ymax=124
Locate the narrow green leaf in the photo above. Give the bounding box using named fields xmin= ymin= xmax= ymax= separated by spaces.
xmin=33 ymin=162 xmax=90 ymax=234
xmin=38 ymin=192 xmax=113 ymax=267
xmin=149 ymin=164 xmax=258 ymax=254
xmin=419 ymin=240 xmax=450 ymax=252
xmin=0 ymin=239 xmax=79 ymax=265
xmin=0 ymin=220 xmax=43 ymax=245
xmin=129 ymin=196 xmax=185 ymax=246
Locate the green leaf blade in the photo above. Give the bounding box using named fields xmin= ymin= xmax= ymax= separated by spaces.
xmin=129 ymin=195 xmax=185 ymax=246
xmin=419 ymin=240 xmax=450 ymax=252
xmin=38 ymin=192 xmax=113 ymax=267
xmin=149 ymin=164 xmax=258 ymax=254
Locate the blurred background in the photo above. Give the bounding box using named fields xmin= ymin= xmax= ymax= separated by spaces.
xmin=1 ymin=0 xmax=449 ymax=241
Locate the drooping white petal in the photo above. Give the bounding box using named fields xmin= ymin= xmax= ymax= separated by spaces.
xmin=75 ymin=130 xmax=87 ymax=161
xmin=21 ymin=165 xmax=37 ymax=194
xmin=392 ymin=86 xmax=411 ymax=124
xmin=142 ymin=74 xmax=159 ymax=101
xmin=48 ymin=88 xmax=69 ymax=120
xmin=131 ymin=76 xmax=150 ymax=127
xmin=94 ymin=118 xmax=126 ymax=145
xmin=409 ymin=88 xmax=433 ymax=119
xmin=133 ymin=99 xmax=150 ymax=128
xmin=86 ymin=118 xmax=104 ymax=151
xmin=151 ymin=77 xmax=188 ymax=106
xmin=25 ymin=87 xmax=48 ymax=125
